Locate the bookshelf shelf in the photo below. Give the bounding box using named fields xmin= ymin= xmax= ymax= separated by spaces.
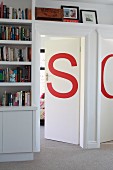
xmin=0 ymin=19 xmax=32 ymax=25
xmin=0 ymin=61 xmax=32 ymax=65
xmin=0 ymin=82 xmax=31 ymax=86
xmin=0 ymin=106 xmax=37 ymax=111
xmin=0 ymin=40 xmax=32 ymax=45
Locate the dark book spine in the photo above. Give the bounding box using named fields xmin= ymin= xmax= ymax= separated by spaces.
xmin=21 ymin=27 xmax=25 ymax=40
xmin=3 ymin=5 xmax=7 ymax=18
xmin=17 ymin=67 xmax=20 ymax=82
xmin=6 ymin=7 xmax=9 ymax=19
xmin=1 ymin=46 xmax=4 ymax=61
xmin=0 ymin=26 xmax=2 ymax=40
xmin=22 ymin=91 xmax=25 ymax=106
xmin=25 ymin=8 xmax=28 ymax=19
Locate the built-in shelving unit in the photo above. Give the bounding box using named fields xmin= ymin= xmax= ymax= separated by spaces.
xmin=0 ymin=0 xmax=37 ymax=162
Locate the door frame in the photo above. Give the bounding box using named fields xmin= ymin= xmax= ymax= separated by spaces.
xmin=34 ymin=21 xmax=96 ymax=149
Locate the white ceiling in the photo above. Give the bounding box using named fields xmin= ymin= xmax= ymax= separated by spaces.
xmin=58 ymin=0 xmax=113 ymax=5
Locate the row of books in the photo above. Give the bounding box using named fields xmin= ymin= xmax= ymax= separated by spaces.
xmin=0 ymin=1 xmax=32 ymax=20
xmin=0 ymin=46 xmax=31 ymax=62
xmin=0 ymin=66 xmax=31 ymax=82
xmin=1 ymin=90 xmax=31 ymax=106
xmin=0 ymin=25 xmax=32 ymax=41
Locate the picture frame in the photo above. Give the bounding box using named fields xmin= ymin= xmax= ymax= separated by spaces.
xmin=80 ymin=10 xmax=98 ymax=24
xmin=61 ymin=5 xmax=79 ymax=20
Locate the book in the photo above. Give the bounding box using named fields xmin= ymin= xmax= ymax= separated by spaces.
xmin=22 ymin=91 xmax=25 ymax=106
xmin=0 ymin=69 xmax=4 ymax=82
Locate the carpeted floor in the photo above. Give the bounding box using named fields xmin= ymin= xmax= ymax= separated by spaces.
xmin=0 ymin=126 xmax=113 ymax=170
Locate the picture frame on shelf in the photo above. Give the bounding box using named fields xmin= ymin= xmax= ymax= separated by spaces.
xmin=80 ymin=10 xmax=98 ymax=24
xmin=61 ymin=5 xmax=79 ymax=21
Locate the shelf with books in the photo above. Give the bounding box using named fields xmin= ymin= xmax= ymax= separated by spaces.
xmin=0 ymin=1 xmax=32 ymax=20
xmin=0 ymin=65 xmax=31 ymax=83
xmin=0 ymin=45 xmax=31 ymax=62
xmin=0 ymin=89 xmax=31 ymax=106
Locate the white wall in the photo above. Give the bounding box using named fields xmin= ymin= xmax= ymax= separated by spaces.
xmin=35 ymin=0 xmax=113 ymax=25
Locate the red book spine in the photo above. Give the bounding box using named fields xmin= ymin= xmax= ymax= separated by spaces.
xmin=1 ymin=1 xmax=3 ymax=18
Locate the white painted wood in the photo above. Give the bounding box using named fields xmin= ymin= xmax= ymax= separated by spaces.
xmin=33 ymin=28 xmax=41 ymax=152
xmin=0 ymin=19 xmax=32 ymax=24
xmin=45 ymin=37 xmax=80 ymax=144
xmin=46 ymin=0 xmax=113 ymax=5
xmin=0 ymin=112 xmax=2 ymax=153
xmin=0 ymin=61 xmax=31 ymax=65
xmin=96 ymin=31 xmax=101 ymax=148
xmin=0 ymin=153 xmax=33 ymax=162
xmin=0 ymin=40 xmax=32 ymax=45
xmin=3 ymin=111 xmax=32 ymax=153
xmin=35 ymin=21 xmax=94 ymax=148
xmin=99 ymin=33 xmax=113 ymax=143
xmin=0 ymin=83 xmax=31 ymax=86
xmin=0 ymin=0 xmax=39 ymax=162
xmin=0 ymin=106 xmax=37 ymax=111
xmin=80 ymin=37 xmax=85 ymax=148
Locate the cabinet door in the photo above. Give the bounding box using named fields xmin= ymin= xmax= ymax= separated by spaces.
xmin=0 ymin=112 xmax=2 ymax=153
xmin=3 ymin=111 xmax=32 ymax=153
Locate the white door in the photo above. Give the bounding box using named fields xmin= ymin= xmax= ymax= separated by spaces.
xmin=44 ymin=37 xmax=81 ymax=144
xmin=100 ymin=38 xmax=113 ymax=143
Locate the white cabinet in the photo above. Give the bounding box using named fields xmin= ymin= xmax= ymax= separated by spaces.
xmin=3 ymin=110 xmax=32 ymax=153
xmin=0 ymin=112 xmax=2 ymax=153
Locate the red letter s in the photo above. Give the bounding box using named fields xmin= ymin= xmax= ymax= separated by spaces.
xmin=101 ymin=54 xmax=113 ymax=98
xmin=47 ymin=53 xmax=78 ymax=98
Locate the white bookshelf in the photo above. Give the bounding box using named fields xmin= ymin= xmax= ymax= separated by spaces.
xmin=0 ymin=0 xmax=37 ymax=162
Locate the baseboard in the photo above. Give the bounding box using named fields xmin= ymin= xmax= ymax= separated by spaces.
xmin=87 ymin=141 xmax=100 ymax=149
xmin=0 ymin=153 xmax=34 ymax=162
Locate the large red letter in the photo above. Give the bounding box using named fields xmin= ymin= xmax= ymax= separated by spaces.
xmin=47 ymin=53 xmax=78 ymax=98
xmin=101 ymin=54 xmax=113 ymax=98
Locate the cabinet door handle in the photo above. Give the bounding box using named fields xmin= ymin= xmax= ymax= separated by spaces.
xmin=46 ymin=73 xmax=48 ymax=81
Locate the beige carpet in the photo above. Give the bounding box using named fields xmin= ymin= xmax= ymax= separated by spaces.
xmin=0 ymin=126 xmax=113 ymax=170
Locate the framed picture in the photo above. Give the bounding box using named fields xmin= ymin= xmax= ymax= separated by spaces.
xmin=61 ymin=5 xmax=79 ymax=20
xmin=80 ymin=10 xmax=98 ymax=24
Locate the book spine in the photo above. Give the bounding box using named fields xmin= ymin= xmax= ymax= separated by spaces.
xmin=12 ymin=26 xmax=15 ymax=40
xmin=1 ymin=1 xmax=3 ymax=18
xmin=17 ymin=67 xmax=20 ymax=82
xmin=25 ymin=8 xmax=28 ymax=19
xmin=3 ymin=5 xmax=7 ymax=18
xmin=27 ymin=91 xmax=31 ymax=106
xmin=9 ymin=7 xmax=12 ymax=19
xmin=22 ymin=91 xmax=25 ymax=106
xmin=19 ymin=91 xmax=22 ymax=106
xmin=15 ymin=27 xmax=19 ymax=40
xmin=6 ymin=26 xmax=8 ymax=40
xmin=6 ymin=7 xmax=9 ymax=19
